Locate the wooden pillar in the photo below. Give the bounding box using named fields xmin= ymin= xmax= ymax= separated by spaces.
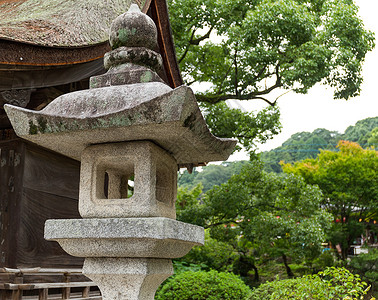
xmin=38 ymin=288 xmax=48 ymax=300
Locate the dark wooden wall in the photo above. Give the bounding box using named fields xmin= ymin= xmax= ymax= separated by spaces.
xmin=0 ymin=133 xmax=83 ymax=269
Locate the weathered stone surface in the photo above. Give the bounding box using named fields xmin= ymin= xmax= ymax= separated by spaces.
xmin=95 ymin=4 xmax=164 ymax=86
xmin=109 ymin=4 xmax=158 ymax=51
xmin=83 ymin=258 xmax=172 ymax=300
xmin=44 ymin=217 xmax=204 ymax=258
xmin=104 ymin=47 xmax=163 ymax=73
xmin=90 ymin=63 xmax=164 ymax=88
xmin=5 ymin=84 xmax=236 ymax=165
xmin=30 ymin=4 xmax=226 ymax=299
xmin=42 ymin=82 xmax=172 ymax=117
xmin=79 ymin=141 xmax=177 ymax=219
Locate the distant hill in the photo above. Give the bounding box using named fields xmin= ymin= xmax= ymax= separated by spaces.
xmin=178 ymin=160 xmax=250 ymax=192
xmin=260 ymin=116 xmax=378 ymax=173
xmin=178 ymin=117 xmax=378 ymax=190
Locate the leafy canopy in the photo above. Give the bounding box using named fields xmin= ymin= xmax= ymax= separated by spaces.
xmin=282 ymin=140 xmax=378 ymax=219
xmin=282 ymin=140 xmax=378 ymax=258
xmin=168 ymin=0 xmax=375 ymax=105
xmin=177 ymin=161 xmax=332 ymax=268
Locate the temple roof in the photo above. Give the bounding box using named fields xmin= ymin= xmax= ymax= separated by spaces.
xmin=0 ymin=0 xmax=150 ymax=47
xmin=0 ymin=0 xmax=182 ymax=91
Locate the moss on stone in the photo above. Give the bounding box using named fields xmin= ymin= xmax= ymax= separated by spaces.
xmin=140 ymin=71 xmax=153 ymax=83
xmin=29 ymin=120 xmax=38 ymax=135
xmin=37 ymin=117 xmax=47 ymax=133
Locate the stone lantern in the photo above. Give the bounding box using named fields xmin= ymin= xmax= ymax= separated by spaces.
xmin=5 ymin=5 xmax=236 ymax=300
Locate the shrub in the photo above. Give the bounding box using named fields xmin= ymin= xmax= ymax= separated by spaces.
xmin=155 ymin=270 xmax=252 ymax=300
xmin=349 ymin=248 xmax=378 ymax=284
xmin=179 ymin=235 xmax=236 ymax=272
xmin=312 ymin=250 xmax=339 ymax=271
xmin=249 ymin=267 xmax=373 ymax=300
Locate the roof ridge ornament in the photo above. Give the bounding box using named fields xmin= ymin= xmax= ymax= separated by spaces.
xmin=90 ymin=4 xmax=165 ymax=88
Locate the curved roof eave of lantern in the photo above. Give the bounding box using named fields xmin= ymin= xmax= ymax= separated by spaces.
xmin=0 ymin=0 xmax=183 ymax=90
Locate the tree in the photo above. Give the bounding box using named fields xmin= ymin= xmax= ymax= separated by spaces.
xmin=168 ymin=0 xmax=375 ymax=104
xmin=282 ymin=140 xmax=378 ymax=259
xmin=202 ymin=103 xmax=281 ymax=154
xmin=177 ymin=161 xmax=332 ymax=279
xmin=168 ymin=0 xmax=374 ymax=155
xmin=177 ymin=231 xmax=237 ymax=273
xmin=343 ymin=117 xmax=378 ymax=146
xmin=367 ymin=127 xmax=378 ymax=146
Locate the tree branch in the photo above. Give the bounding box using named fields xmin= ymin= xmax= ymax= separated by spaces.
xmin=195 ymin=63 xmax=283 ymax=105
xmin=179 ymin=26 xmax=214 ymax=64
xmin=190 ymin=26 xmax=213 ymax=45
xmin=216 ymin=65 xmax=233 ymax=95
xmin=196 ymin=80 xmax=283 ymax=106
xmin=179 ymin=29 xmax=197 ymax=63
xmin=234 ymin=44 xmax=239 ymax=96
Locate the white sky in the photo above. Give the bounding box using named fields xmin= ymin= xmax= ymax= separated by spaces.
xmin=226 ymin=0 xmax=378 ymax=160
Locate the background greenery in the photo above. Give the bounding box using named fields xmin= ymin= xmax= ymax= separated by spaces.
xmin=161 ymin=116 xmax=378 ymax=299
xmin=160 ymin=0 xmax=377 ymax=298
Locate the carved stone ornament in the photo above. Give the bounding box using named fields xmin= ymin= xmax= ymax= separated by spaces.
xmin=0 ymin=89 xmax=31 ymax=108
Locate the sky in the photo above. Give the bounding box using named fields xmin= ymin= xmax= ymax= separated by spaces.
xmin=226 ymin=0 xmax=378 ymax=161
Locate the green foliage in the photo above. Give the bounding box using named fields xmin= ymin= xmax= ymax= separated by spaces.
xmin=367 ymin=127 xmax=378 ymax=146
xmin=168 ymin=0 xmax=375 ymax=103
xmin=260 ymin=128 xmax=342 ymax=172
xmin=203 ymin=103 xmax=281 ymax=153
xmin=178 ymin=160 xmax=250 ymax=192
xmin=205 ymin=163 xmax=332 ymax=265
xmin=172 ymin=261 xmax=204 ymax=274
xmin=155 ymin=270 xmax=252 ymax=300
xmin=312 ymin=250 xmax=340 ymax=272
xmin=178 ymin=232 xmax=237 ymax=272
xmin=176 ymin=184 xmax=204 ymax=225
xmin=178 ymin=160 xmax=332 ymax=278
xmin=326 ymin=221 xmax=364 ymax=259
xmin=177 ymin=169 xmax=200 ymax=187
xmin=250 ymin=267 xmax=372 ymax=300
xmin=168 ymin=0 xmax=374 ymax=156
xmin=282 ymin=140 xmax=378 ymax=259
xmin=343 ymin=117 xmax=378 ymax=146
xmin=349 ymin=249 xmax=378 ymax=285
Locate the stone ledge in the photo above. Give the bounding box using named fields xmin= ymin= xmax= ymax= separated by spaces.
xmin=45 ymin=217 xmax=204 ymax=258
